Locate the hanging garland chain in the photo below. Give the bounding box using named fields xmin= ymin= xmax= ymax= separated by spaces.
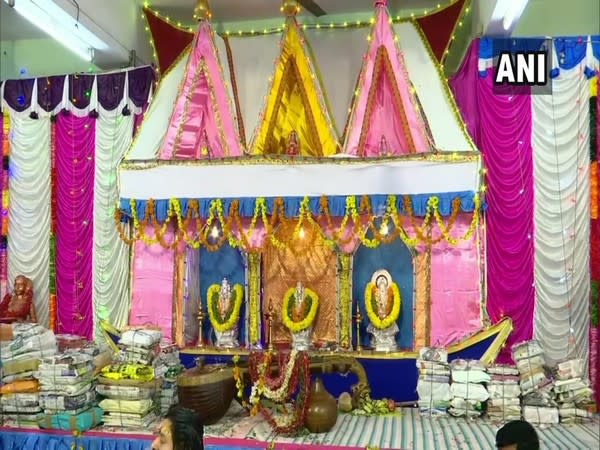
xmin=114 ymin=194 xmax=480 ymax=252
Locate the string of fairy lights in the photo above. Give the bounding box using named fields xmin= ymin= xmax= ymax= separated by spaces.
xmin=141 ymin=0 xmax=472 ymax=73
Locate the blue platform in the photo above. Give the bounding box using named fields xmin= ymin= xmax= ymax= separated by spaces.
xmin=0 ymin=427 xmax=152 ymax=450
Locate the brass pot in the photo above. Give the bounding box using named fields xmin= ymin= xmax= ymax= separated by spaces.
xmin=305 ymin=377 xmax=338 ymax=433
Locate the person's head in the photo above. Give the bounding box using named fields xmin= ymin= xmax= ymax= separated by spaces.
xmin=14 ymin=276 xmax=28 ymax=295
xmin=496 ymin=420 xmax=539 ymax=450
xmin=376 ymin=275 xmax=387 ymax=289
xmin=152 ymin=406 xmax=204 ymax=450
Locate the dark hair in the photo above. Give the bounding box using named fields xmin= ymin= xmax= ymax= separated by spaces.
xmin=496 ymin=420 xmax=539 ymax=450
xmin=166 ymin=406 xmax=204 ymax=450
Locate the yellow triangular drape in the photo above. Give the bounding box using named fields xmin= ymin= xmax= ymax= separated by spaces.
xmin=251 ymin=20 xmax=339 ymax=156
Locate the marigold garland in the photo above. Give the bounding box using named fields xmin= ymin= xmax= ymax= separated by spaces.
xmin=247 ymin=350 xmax=312 ymax=435
xmin=282 ymin=287 xmax=319 ymax=333
xmin=364 ymin=282 xmax=401 ymax=330
xmin=206 ymin=283 xmax=243 ymax=333
xmin=116 ymin=194 xmax=480 ymax=252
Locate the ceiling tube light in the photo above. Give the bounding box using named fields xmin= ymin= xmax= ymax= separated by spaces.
xmin=498 ymin=0 xmax=529 ymax=31
xmin=3 ymin=0 xmax=108 ymax=62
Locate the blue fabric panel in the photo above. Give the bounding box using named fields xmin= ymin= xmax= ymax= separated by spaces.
xmin=553 ymin=37 xmax=588 ymax=70
xmin=199 ymin=246 xmax=246 ymax=345
xmin=120 ymin=192 xmax=480 ymax=222
xmin=352 ymin=240 xmax=414 ymax=350
xmin=592 ymin=35 xmax=600 ymax=61
xmin=478 ymin=37 xmax=545 ymax=59
xmin=0 ymin=430 xmax=151 ymax=450
xmin=448 ymin=333 xmax=497 ymax=362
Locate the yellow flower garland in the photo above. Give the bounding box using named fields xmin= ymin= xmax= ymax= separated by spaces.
xmin=364 ymin=282 xmax=401 ymax=330
xmin=282 ymin=287 xmax=319 ymax=333
xmin=207 ymin=283 xmax=244 ymax=333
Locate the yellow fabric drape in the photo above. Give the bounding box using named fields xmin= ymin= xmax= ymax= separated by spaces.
xmin=172 ymin=250 xmax=185 ymax=346
xmin=263 ymin=222 xmax=338 ymax=343
xmin=251 ymin=19 xmax=338 ymax=156
xmin=413 ymin=251 xmax=430 ymax=348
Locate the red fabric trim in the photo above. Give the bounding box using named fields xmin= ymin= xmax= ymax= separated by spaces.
xmin=416 ymin=0 xmax=466 ymax=62
xmin=144 ymin=8 xmax=194 ymax=74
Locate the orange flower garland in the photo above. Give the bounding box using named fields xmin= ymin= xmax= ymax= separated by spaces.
xmin=115 ymin=194 xmax=480 ymax=252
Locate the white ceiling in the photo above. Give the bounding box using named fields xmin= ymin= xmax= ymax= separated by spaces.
xmin=1 ymin=0 xmax=598 ymax=79
xmin=137 ymin=0 xmax=447 ymax=25
xmin=0 ymin=1 xmax=48 ymax=40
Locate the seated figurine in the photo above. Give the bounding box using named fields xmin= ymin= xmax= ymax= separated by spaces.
xmin=0 ymin=275 xmax=36 ymax=324
xmin=365 ymin=270 xmax=400 ymax=352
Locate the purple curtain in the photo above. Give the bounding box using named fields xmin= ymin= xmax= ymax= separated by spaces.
xmin=0 ymin=66 xmax=154 ymax=113
xmin=450 ymin=40 xmax=535 ymax=362
xmin=55 ymin=114 xmax=95 ymax=338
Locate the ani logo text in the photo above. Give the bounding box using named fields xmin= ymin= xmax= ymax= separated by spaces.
xmin=494 ymin=51 xmax=548 ymax=86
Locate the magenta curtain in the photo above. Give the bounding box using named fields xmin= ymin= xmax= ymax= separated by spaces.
xmin=450 ymin=40 xmax=535 ymax=362
xmin=55 ymin=114 xmax=95 ymax=338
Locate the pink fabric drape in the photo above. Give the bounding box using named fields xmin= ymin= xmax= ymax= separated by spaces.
xmin=159 ymin=22 xmax=242 ymax=159
xmin=430 ymin=215 xmax=482 ymax=346
xmin=129 ymin=226 xmax=175 ymax=341
xmin=55 ymin=114 xmax=95 ymax=338
xmin=450 ymin=40 xmax=535 ymax=362
xmin=344 ymin=4 xmax=430 ymax=155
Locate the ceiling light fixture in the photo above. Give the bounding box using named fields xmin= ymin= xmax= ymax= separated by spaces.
xmin=490 ymin=0 xmax=529 ymax=32
xmin=3 ymin=0 xmax=108 ymax=62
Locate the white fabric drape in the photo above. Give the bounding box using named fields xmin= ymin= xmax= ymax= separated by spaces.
xmin=92 ymin=113 xmax=134 ymax=340
xmin=532 ymin=61 xmax=591 ymax=366
xmin=7 ymin=114 xmax=51 ymax=327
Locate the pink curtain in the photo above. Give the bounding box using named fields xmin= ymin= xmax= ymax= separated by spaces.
xmin=55 ymin=114 xmax=95 ymax=338
xmin=430 ymin=215 xmax=482 ymax=346
xmin=450 ymin=40 xmax=535 ymax=362
xmin=129 ymin=226 xmax=175 ymax=341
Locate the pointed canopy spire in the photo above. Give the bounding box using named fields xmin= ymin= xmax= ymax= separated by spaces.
xmin=249 ymin=0 xmax=339 ymax=156
xmin=281 ymin=0 xmax=300 ymax=17
xmin=193 ymin=0 xmax=211 ymax=21
xmin=342 ymin=0 xmax=432 ymax=156
xmin=157 ymin=4 xmax=242 ymax=160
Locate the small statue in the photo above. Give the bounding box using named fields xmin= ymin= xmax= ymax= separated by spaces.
xmin=282 ymin=281 xmax=319 ymax=351
xmin=378 ymin=135 xmax=388 ymax=157
xmin=0 ymin=275 xmax=36 ymax=324
xmin=286 ymin=130 xmax=300 ymax=156
xmin=207 ymin=278 xmax=243 ymax=348
xmin=365 ymin=270 xmax=400 ymax=351
xmin=199 ymin=129 xmax=212 ymax=158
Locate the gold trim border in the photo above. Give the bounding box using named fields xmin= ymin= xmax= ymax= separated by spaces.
xmin=121 ymin=151 xmax=481 ymax=170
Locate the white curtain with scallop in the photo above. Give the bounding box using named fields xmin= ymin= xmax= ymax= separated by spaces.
xmin=7 ymin=114 xmax=51 ymax=328
xmin=92 ymin=113 xmax=134 ymax=340
xmin=532 ymin=60 xmax=591 ymax=367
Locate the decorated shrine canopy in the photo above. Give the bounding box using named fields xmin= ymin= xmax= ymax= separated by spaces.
xmin=119 ymin=0 xmax=481 ymax=221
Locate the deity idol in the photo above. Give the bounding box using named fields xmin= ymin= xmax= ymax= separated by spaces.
xmin=209 ymin=278 xmax=241 ymax=348
xmin=365 ymin=270 xmax=399 ymax=352
xmin=286 ymin=130 xmax=300 ymax=155
xmin=0 ymin=275 xmax=36 ymax=324
xmin=283 ymin=281 xmax=319 ymax=351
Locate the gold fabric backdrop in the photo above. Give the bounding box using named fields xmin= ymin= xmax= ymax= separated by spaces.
xmin=263 ymin=222 xmax=338 ymax=344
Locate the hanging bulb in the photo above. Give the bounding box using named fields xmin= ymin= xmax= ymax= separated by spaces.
xmin=210 ymin=226 xmax=219 ymax=238
xmin=298 ymin=227 xmax=305 ymax=239
xmin=380 ymin=222 xmax=389 ymax=236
